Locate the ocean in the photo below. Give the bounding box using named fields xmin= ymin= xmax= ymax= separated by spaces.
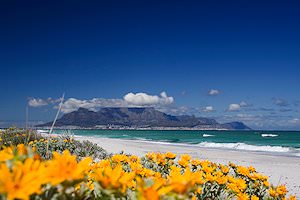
xmin=53 ymin=129 xmax=300 ymax=157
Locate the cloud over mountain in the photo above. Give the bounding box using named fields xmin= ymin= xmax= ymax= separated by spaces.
xmin=273 ymin=98 xmax=289 ymax=107
xmin=228 ymin=103 xmax=241 ymax=111
xmin=124 ymin=91 xmax=174 ymax=106
xmin=60 ymin=98 xmax=128 ymax=113
xmin=203 ymin=106 xmax=214 ymax=112
xmin=28 ymin=92 xmax=175 ymax=114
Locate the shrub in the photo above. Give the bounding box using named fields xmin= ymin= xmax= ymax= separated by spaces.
xmin=0 ymin=127 xmax=42 ymax=147
xmin=0 ymin=128 xmax=109 ymax=160
xmin=0 ymin=145 xmax=296 ymax=200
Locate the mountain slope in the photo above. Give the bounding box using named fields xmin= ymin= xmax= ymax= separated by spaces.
xmin=38 ymin=107 xmax=251 ymax=130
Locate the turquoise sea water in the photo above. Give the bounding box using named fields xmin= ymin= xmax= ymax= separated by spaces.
xmin=53 ymin=129 xmax=300 ymax=156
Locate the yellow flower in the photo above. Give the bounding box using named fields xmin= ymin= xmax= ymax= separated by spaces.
xmin=111 ymin=154 xmax=129 ymax=163
xmin=96 ymin=159 xmax=110 ymax=168
xmin=143 ymin=187 xmax=160 ymax=200
xmin=201 ymin=162 xmax=215 ymax=174
xmin=288 ymin=195 xmax=297 ymax=200
xmin=165 ymin=152 xmax=176 ymax=159
xmin=216 ymin=175 xmax=227 ymax=185
xmin=176 ymin=154 xmax=191 ymax=167
xmin=227 ymin=183 xmax=239 ymax=193
xmin=0 ymin=158 xmax=47 ymax=200
xmin=167 ymin=166 xmax=201 ymax=194
xmin=237 ymin=193 xmax=249 ymax=200
xmin=92 ymin=164 xmax=136 ymax=193
xmin=0 ymin=147 xmax=13 ymax=162
xmin=276 ymin=185 xmax=288 ymax=196
xmin=269 ymin=188 xmax=277 ymax=197
xmin=236 ymin=166 xmax=250 ymax=177
xmin=46 ymin=150 xmax=92 ymax=185
xmin=248 ymin=166 xmax=256 ymax=172
xmin=235 ymin=178 xmax=247 ymax=192
xmin=196 ymin=187 xmax=202 ymax=194
xmin=191 ymin=159 xmax=201 ymax=166
xmin=263 ymin=180 xmax=270 ymax=187
xmin=136 ymin=177 xmax=162 ymax=200
xmin=155 ymin=153 xmax=166 ymax=165
xmin=129 ymin=155 xmax=140 ymax=162
xmin=181 ymin=154 xmax=191 ymax=161
xmin=251 ymin=195 xmax=259 ymax=200
xmin=219 ymin=164 xmax=230 ymax=174
xmin=205 ymin=173 xmax=216 ymax=182
xmin=250 ymin=172 xmax=268 ymax=182
xmin=229 ymin=162 xmax=236 ymax=168
xmin=178 ymin=158 xmax=189 ymax=168
xmin=227 ymin=177 xmax=247 ymax=193
xmin=17 ymin=144 xmax=27 ymax=155
xmin=146 ymin=152 xmax=156 ymax=160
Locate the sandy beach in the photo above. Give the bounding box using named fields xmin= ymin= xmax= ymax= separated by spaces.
xmin=76 ymin=136 xmax=300 ymax=197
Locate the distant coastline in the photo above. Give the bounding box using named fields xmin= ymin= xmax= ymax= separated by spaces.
xmin=37 ymin=125 xmax=232 ymax=131
xmin=37 ymin=107 xmax=251 ymax=130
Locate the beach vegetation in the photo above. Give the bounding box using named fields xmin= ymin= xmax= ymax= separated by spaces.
xmin=0 ymin=129 xmax=297 ymax=200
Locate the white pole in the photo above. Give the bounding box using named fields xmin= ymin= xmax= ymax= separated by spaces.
xmin=49 ymin=93 xmax=65 ymax=135
xmin=46 ymin=93 xmax=65 ymax=157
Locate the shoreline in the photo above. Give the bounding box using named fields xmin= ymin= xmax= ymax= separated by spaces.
xmin=75 ymin=136 xmax=300 ymax=197
xmin=72 ymin=135 xmax=300 ymax=158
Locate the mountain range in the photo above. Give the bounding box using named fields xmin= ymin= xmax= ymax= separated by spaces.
xmin=38 ymin=107 xmax=251 ymax=130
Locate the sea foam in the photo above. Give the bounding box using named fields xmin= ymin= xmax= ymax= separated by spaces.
xmin=261 ymin=134 xmax=278 ymax=137
xmin=197 ymin=142 xmax=290 ymax=153
xmin=203 ymin=134 xmax=214 ymax=137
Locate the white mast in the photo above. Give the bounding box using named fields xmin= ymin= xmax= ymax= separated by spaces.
xmin=49 ymin=93 xmax=65 ymax=135
xmin=46 ymin=93 xmax=65 ymax=156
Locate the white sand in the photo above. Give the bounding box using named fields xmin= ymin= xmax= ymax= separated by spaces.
xmin=76 ymin=136 xmax=300 ymax=197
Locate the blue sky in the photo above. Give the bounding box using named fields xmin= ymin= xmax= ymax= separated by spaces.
xmin=0 ymin=0 xmax=300 ymax=130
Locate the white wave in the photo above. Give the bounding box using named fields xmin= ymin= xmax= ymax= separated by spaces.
xmin=261 ymin=134 xmax=278 ymax=137
xmin=133 ymin=137 xmax=149 ymax=141
xmin=197 ymin=142 xmax=290 ymax=153
xmin=37 ymin=130 xmax=49 ymax=134
xmin=293 ymin=152 xmax=300 ymax=157
xmin=203 ymin=134 xmax=215 ymax=137
xmin=73 ymin=135 xmax=85 ymax=138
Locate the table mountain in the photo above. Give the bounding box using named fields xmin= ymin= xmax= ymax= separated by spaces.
xmin=38 ymin=107 xmax=251 ymax=130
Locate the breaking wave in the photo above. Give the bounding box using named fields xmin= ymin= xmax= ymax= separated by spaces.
xmin=203 ymin=134 xmax=215 ymax=137
xmin=197 ymin=142 xmax=291 ymax=153
xmin=261 ymin=134 xmax=278 ymax=137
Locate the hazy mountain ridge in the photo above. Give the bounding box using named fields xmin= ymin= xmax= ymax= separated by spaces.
xmin=38 ymin=107 xmax=251 ymax=130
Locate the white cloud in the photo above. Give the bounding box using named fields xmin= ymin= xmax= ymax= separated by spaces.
xmin=123 ymin=91 xmax=174 ymax=106
xmin=288 ymin=118 xmax=300 ymax=125
xmin=273 ymin=98 xmax=289 ymax=107
xmin=240 ymin=101 xmax=249 ymax=107
xmin=227 ymin=101 xmax=252 ymax=111
xmin=28 ymin=98 xmax=49 ymax=107
xmin=203 ymin=106 xmax=214 ymax=112
xmin=28 ymin=97 xmax=61 ymax=107
xmin=55 ymin=91 xmax=174 ymax=113
xmin=228 ymin=103 xmax=241 ymax=111
xmin=208 ymin=89 xmax=220 ymax=96
xmin=60 ymin=98 xmax=128 ymax=113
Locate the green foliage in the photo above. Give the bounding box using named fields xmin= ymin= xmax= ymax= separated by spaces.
xmin=0 ymin=128 xmax=110 ymax=160
xmin=0 ymin=127 xmax=42 ymax=147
